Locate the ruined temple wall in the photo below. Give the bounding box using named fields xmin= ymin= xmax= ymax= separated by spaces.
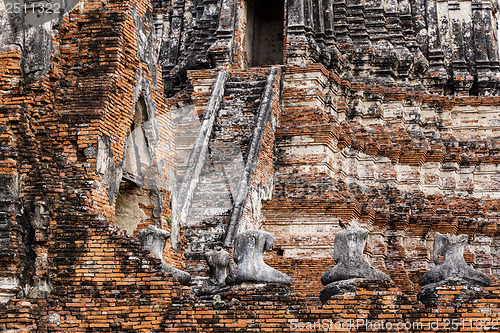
xmin=262 ymin=63 xmax=499 ymax=293
xmin=157 ymin=0 xmax=500 ymax=96
xmin=0 ymin=49 xmax=24 ymax=304
xmin=0 ymin=0 xmax=499 ymax=331
xmin=0 ymin=0 xmax=188 ymax=308
xmin=0 ymin=0 xmax=198 ymax=329
xmin=262 ymin=64 xmax=351 ymax=257
xmin=74 ymin=0 xmax=182 ymax=266
xmin=336 ymin=97 xmax=500 ymax=198
xmin=0 ymin=220 xmax=190 ymax=332
xmin=156 ymin=0 xmax=223 ymax=95
xmin=55 ymin=0 xmax=179 ymax=248
xmin=163 ymin=282 xmax=500 ymax=332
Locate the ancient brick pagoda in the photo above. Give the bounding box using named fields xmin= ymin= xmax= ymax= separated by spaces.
xmin=1 ymin=0 xmax=499 ymax=331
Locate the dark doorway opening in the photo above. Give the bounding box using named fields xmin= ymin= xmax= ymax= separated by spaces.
xmin=246 ymin=0 xmax=284 ymax=66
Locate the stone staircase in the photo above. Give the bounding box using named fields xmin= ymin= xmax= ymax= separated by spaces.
xmin=173 ymin=68 xmax=274 ymax=279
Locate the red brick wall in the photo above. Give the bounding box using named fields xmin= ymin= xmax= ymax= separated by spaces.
xmin=0 ymin=0 xmax=499 ymax=332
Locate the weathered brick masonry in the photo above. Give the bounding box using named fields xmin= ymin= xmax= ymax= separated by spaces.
xmin=1 ymin=0 xmax=500 ymax=331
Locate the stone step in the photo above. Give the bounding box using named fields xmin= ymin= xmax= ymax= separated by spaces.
xmin=191 ymin=186 xmax=232 ymax=198
xmin=225 ymin=78 xmax=266 ymax=86
xmin=224 ymin=88 xmax=264 ymax=96
xmin=222 ymin=90 xmax=263 ymax=103
xmin=227 ymin=75 xmax=268 ymax=83
xmin=188 ymin=206 xmax=233 ymax=218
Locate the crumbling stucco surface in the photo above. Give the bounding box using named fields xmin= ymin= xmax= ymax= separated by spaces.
xmin=114 ymin=182 xmax=151 ymax=235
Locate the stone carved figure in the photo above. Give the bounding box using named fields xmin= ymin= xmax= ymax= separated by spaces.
xmin=206 ymin=246 xmax=232 ymax=286
xmin=137 ymin=225 xmax=191 ymax=285
xmin=320 ymin=223 xmax=390 ymax=302
xmin=419 ymin=233 xmax=491 ymax=287
xmin=226 ymin=230 xmax=293 ymax=286
xmin=195 ymin=246 xmax=233 ymax=295
xmin=417 ymin=233 xmax=490 ymax=307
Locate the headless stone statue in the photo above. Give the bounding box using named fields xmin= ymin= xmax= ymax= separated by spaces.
xmin=196 ymin=246 xmax=233 ymax=295
xmin=418 ymin=233 xmax=490 ymax=307
xmin=137 ymin=225 xmax=191 ymax=285
xmin=206 ymin=246 xmax=232 ymax=286
xmin=419 ymin=233 xmax=490 ymax=287
xmin=320 ymin=223 xmax=390 ymax=302
xmin=226 ymin=230 xmax=293 ymax=286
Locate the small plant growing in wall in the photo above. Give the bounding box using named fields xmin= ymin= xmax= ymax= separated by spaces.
xmin=166 ymin=217 xmax=173 ymax=227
